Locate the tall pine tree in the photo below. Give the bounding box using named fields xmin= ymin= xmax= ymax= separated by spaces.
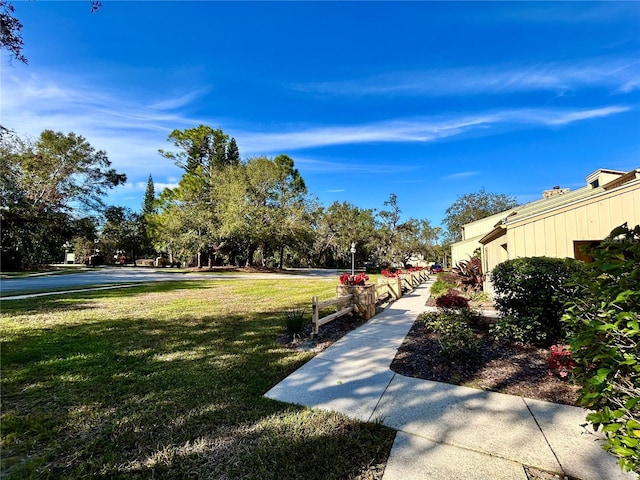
xmin=142 ymin=174 xmax=156 ymax=216
xmin=226 ymin=138 xmax=240 ymax=165
xmin=140 ymin=174 xmax=156 ymax=256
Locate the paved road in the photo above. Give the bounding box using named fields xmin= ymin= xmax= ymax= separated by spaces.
xmin=0 ymin=267 xmax=341 ymax=296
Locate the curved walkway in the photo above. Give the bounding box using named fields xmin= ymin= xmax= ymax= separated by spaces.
xmin=265 ymin=282 xmax=633 ymax=480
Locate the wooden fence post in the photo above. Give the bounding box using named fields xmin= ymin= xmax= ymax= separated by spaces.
xmin=312 ymin=295 xmax=319 ymax=337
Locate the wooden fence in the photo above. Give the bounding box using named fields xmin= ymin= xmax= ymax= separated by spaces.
xmin=311 ymin=294 xmax=354 ymax=336
xmin=311 ymin=269 xmax=430 ymax=336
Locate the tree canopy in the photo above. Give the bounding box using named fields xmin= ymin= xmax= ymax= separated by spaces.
xmin=443 ymin=188 xmax=518 ymax=244
xmin=0 ymin=128 xmax=125 ymax=269
xmin=1 ymin=124 xmax=447 ymax=271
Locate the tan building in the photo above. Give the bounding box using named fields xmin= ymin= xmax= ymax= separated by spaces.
xmin=451 ymin=168 xmax=640 ymax=292
xmin=450 ymin=209 xmax=516 ymax=266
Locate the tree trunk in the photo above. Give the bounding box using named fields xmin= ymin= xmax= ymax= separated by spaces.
xmin=245 ymin=246 xmax=255 ymax=267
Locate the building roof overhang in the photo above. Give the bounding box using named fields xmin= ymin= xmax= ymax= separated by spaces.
xmin=479 ymin=224 xmax=507 ymax=245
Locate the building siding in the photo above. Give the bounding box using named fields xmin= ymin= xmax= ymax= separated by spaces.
xmin=481 ymin=179 xmax=639 ymax=294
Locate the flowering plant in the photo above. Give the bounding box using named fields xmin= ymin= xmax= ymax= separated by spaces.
xmin=339 ymin=273 xmax=369 ymax=286
xmin=547 ymin=344 xmax=576 ymax=379
xmin=381 ymin=266 xmax=426 ymax=278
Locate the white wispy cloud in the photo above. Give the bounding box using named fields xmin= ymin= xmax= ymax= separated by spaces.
xmin=292 ymin=157 xmax=418 ymax=175
xmin=2 ymin=68 xmax=632 ymax=178
xmin=443 ymin=171 xmax=480 ymax=181
xmin=291 ymin=58 xmax=640 ymax=97
xmin=240 ymin=106 xmax=631 ymax=154
xmin=515 ymin=106 xmax=632 ymax=126
xmin=238 ymin=114 xmax=509 ymax=154
xmin=1 ymin=70 xmax=203 ymax=180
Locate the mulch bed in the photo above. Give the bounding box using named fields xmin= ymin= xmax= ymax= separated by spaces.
xmin=390 ymin=316 xmax=580 ymax=405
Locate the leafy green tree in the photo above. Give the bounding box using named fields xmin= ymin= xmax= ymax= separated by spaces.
xmin=16 ymin=130 xmax=126 ymax=213
xmin=392 ymin=218 xmax=441 ymax=268
xmin=242 ymin=155 xmax=312 ymax=268
xmin=159 ymin=125 xmax=233 ymax=174
xmin=149 ymin=170 xmax=217 ymax=267
xmin=100 ymin=206 xmax=146 ymax=265
xmin=138 ymin=174 xmax=156 ymax=256
xmin=311 ymin=201 xmax=376 ymax=267
xmin=563 ymin=224 xmax=640 ymax=474
xmin=153 ymin=126 xmax=241 ymax=267
xmin=0 ymin=128 xmax=124 ymax=269
xmin=376 ymin=193 xmax=402 ymax=265
xmin=443 ymin=188 xmax=518 ymax=243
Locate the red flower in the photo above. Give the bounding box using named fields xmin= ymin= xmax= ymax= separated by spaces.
xmin=339 ymin=273 xmax=369 ymax=285
xmin=548 ymin=344 xmax=576 ymax=379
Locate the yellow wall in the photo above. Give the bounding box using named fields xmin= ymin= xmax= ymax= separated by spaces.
xmin=451 ymin=210 xmax=514 ymax=266
xmin=483 ymin=181 xmax=640 ymax=284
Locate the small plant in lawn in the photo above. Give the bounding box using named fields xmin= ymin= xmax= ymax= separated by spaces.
xmin=284 ymin=306 xmax=307 ymax=341
xmin=548 ymin=344 xmax=576 ymax=379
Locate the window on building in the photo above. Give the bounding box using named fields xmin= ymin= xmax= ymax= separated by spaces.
xmin=573 ymin=240 xmax=601 ymax=263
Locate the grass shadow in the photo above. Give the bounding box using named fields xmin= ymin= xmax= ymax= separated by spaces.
xmin=1 ymin=279 xmax=394 ymax=479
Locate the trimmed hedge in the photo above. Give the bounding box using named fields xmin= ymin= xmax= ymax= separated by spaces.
xmin=490 ymin=256 xmax=585 ymax=346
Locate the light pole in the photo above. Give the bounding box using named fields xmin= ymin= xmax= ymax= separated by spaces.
xmin=350 ymin=242 xmax=356 ymax=276
xmin=63 ymin=241 xmax=71 ymax=264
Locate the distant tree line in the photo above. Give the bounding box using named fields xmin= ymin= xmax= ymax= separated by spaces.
xmin=1 ymin=125 xmax=515 ymax=271
xmin=148 ymin=125 xmax=444 ymax=269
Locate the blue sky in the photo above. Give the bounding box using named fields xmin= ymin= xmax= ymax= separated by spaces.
xmin=2 ymin=1 xmax=639 ymax=227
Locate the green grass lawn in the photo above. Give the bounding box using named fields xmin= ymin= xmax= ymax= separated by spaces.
xmin=1 ymin=279 xmax=395 ymax=479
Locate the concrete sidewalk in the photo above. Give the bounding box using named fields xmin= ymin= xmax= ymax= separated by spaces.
xmin=265 ymin=282 xmax=634 ymax=480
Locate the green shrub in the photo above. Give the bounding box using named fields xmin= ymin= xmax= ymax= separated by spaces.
xmin=562 ymin=223 xmax=640 ymax=474
xmin=466 ymin=290 xmax=491 ymax=304
xmin=430 ymin=280 xmax=457 ymax=299
xmin=490 ymin=256 xmax=586 ymax=346
xmin=420 ymin=310 xmax=479 ymax=358
xmin=490 ymin=316 xmax=547 ymax=346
